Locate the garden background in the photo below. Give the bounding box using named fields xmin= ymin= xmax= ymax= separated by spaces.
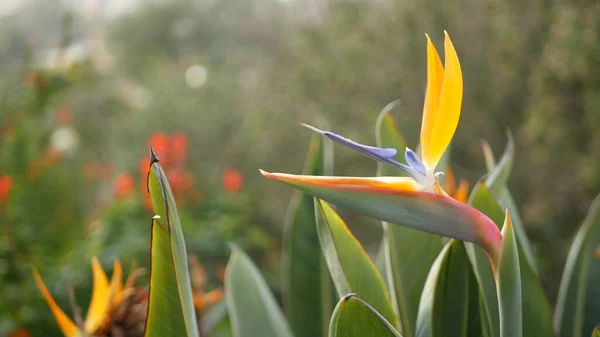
xmin=1 ymin=0 xmax=599 ymax=335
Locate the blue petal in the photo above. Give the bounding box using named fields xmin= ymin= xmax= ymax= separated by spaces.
xmin=302 ymin=123 xmax=421 ymax=178
xmin=404 ymin=148 xmax=427 ymax=176
xmin=302 ymin=124 xmax=396 ymax=159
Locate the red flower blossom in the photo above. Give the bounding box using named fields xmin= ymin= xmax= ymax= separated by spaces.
xmin=44 ymin=148 xmax=61 ymax=166
xmin=115 ymin=173 xmax=135 ymax=199
xmin=167 ymin=168 xmax=194 ymax=200
xmin=170 ymin=131 xmax=189 ymax=166
xmin=222 ymin=168 xmax=243 ymax=193
xmin=83 ymin=162 xmax=112 ymax=181
xmin=148 ymin=132 xmax=170 ymax=165
xmin=56 ymin=107 xmax=73 ymax=125
xmin=0 ymin=175 xmax=13 ymax=205
xmin=141 ymin=131 xmax=197 ymax=209
xmin=8 ymin=328 xmax=31 ymax=337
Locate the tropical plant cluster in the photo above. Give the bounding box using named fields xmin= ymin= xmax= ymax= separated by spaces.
xmin=30 ymin=32 xmax=600 ymax=337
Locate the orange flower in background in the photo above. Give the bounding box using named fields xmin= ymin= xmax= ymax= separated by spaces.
xmin=83 ymin=162 xmax=112 ymax=181
xmin=171 ymin=131 xmax=189 ymax=166
xmin=140 ymin=131 xmax=196 ymax=209
xmin=222 ymin=168 xmax=243 ymax=193
xmin=115 ymin=173 xmax=135 ymax=199
xmin=138 ymin=155 xmax=151 ymax=183
xmin=44 ymin=148 xmax=62 ymax=166
xmin=443 ymin=167 xmax=470 ymax=204
xmin=189 ymin=254 xmax=224 ymax=314
xmin=23 ymin=70 xmax=47 ymax=88
xmin=34 ymin=258 xmax=148 ymax=337
xmin=167 ymin=168 xmax=195 ymax=199
xmin=33 ymin=258 xmax=123 ymax=337
xmin=147 ymin=131 xmax=190 ymax=167
xmin=148 ymin=132 xmax=170 ymax=164
xmin=56 ymin=107 xmax=73 ymax=126
xmin=7 ymin=328 xmax=31 ymax=337
xmin=2 ymin=124 xmax=15 ymax=139
xmin=0 ymin=175 xmax=13 ymax=205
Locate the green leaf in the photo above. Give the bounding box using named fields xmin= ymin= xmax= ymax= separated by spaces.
xmin=375 ymin=108 xmax=408 ymax=161
xmin=497 ymin=212 xmax=522 ymax=337
xmin=592 ymin=326 xmax=600 ymax=337
xmin=283 ymin=127 xmax=335 ymax=337
xmin=482 ymin=138 xmax=536 ymax=274
xmin=519 ymin=256 xmax=555 ymax=337
xmin=483 ymin=133 xmax=514 ymax=198
xmin=145 ymin=154 xmax=199 ymax=337
xmin=468 ymin=183 xmax=555 ymax=337
xmin=555 ymin=195 xmax=600 ymax=337
xmin=315 ymin=200 xmax=399 ymax=329
xmin=376 ymin=111 xmax=443 ymax=337
xmin=329 ymin=294 xmax=403 ymax=337
xmin=225 ymin=247 xmax=293 ymax=337
xmin=466 ymin=184 xmax=502 ymax=337
xmin=415 ymin=240 xmax=479 ymax=337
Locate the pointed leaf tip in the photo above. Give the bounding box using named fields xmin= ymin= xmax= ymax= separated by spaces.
xmin=501 ymin=209 xmax=512 ymax=236
xmin=150 ymin=147 xmax=159 ymax=164
xmin=343 ymin=293 xmax=358 ymax=302
xmin=497 ymin=208 xmax=522 ymax=337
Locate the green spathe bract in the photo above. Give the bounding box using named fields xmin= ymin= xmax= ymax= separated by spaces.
xmin=262 ymin=170 xmax=499 ymax=257
xmin=497 ymin=213 xmax=522 ymax=337
xmin=145 ymin=152 xmax=199 ymax=337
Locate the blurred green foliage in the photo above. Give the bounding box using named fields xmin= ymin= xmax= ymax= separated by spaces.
xmin=0 ymin=0 xmax=599 ymax=335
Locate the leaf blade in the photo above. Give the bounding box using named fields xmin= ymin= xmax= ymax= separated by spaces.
xmin=329 ymin=295 xmax=403 ymax=337
xmin=555 ymin=195 xmax=600 ymax=337
xmin=316 ymin=200 xmax=399 ymax=329
xmin=145 ymin=155 xmax=199 ymax=337
xmin=468 ymin=183 xmax=555 ymax=337
xmin=283 ymin=128 xmax=334 ymax=337
xmin=497 ymin=212 xmax=522 ymax=337
xmin=225 ymin=248 xmax=293 ymax=337
xmin=415 ymin=240 xmax=475 ymax=337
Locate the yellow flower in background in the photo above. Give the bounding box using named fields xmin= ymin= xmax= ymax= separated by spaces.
xmin=33 ymin=258 xmax=123 ymax=337
xmin=189 ymin=254 xmax=224 ymax=314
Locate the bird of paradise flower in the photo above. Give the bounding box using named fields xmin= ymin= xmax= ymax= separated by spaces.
xmin=261 ymin=32 xmax=504 ymax=270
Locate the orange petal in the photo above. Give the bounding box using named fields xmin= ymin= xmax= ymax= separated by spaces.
xmin=425 ymin=32 xmax=463 ymax=170
xmin=84 ymin=257 xmax=110 ymax=334
xmin=444 ymin=167 xmax=457 ymax=196
xmin=454 ymin=180 xmax=470 ymax=204
xmin=32 ymin=269 xmax=79 ymax=337
xmin=204 ymin=289 xmax=224 ymax=307
xmin=189 ymin=254 xmax=207 ymax=290
xmin=420 ymin=34 xmax=445 ymax=169
xmin=111 ymin=260 xmax=124 ymax=307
